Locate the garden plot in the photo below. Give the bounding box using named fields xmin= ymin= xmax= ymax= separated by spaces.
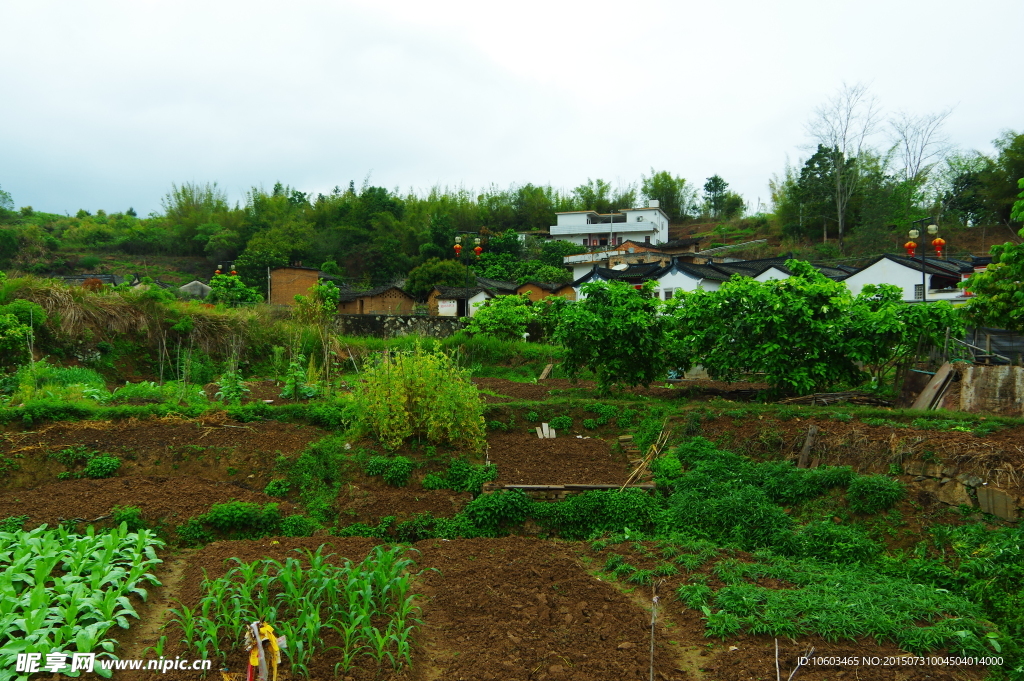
xmin=486 ymin=432 xmax=628 ymax=485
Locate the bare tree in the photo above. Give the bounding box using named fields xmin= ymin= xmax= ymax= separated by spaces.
xmin=889 ymin=108 xmax=953 ymax=183
xmin=805 ymin=82 xmax=881 ymax=250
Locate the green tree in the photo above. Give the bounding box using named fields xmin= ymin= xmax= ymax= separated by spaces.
xmin=538 ymin=240 xmax=587 ymax=267
xmin=294 ymin=280 xmax=341 ymax=325
xmin=0 ymin=184 xmax=13 ymax=219
xmin=207 ymin=273 xmax=263 ymax=306
xmin=703 ymin=175 xmax=729 ymax=218
xmin=467 ymin=293 xmax=537 ymax=341
xmin=980 ymin=131 xmax=1024 ymax=225
xmin=0 ymin=312 xmax=31 ymax=368
xmin=962 ymin=178 xmax=1024 ymax=332
xmin=641 ymin=169 xmax=696 ymax=221
xmin=234 ymin=248 xmax=288 ymax=295
xmin=666 ymin=260 xmax=958 ymax=396
xmin=555 ymin=280 xmax=668 ymax=393
xmin=404 ymin=258 xmax=470 ymax=300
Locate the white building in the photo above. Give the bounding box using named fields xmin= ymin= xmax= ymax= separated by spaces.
xmin=550 ymin=201 xmax=670 ymax=247
xmin=842 ymin=254 xmax=973 ymax=302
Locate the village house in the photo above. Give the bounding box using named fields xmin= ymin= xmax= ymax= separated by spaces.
xmin=514 ymin=280 xmax=577 ymax=302
xmin=549 ymin=201 xmax=670 ymax=247
xmin=842 ymin=254 xmax=974 ymax=302
xmin=427 ymin=276 xmax=518 ymax=317
xmin=336 ymin=285 xmax=417 ymax=315
xmin=268 ymin=266 xmax=345 ymax=306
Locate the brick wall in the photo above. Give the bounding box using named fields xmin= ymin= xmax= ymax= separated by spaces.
xmin=269 ymin=268 xmax=318 ymax=306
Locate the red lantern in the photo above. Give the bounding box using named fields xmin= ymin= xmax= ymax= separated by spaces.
xmin=215 ymin=269 xmax=222 ymax=275
xmin=230 ymin=270 xmax=237 ymax=275
xmin=454 ymin=244 xmax=462 ymax=255
xmin=473 ymin=246 xmax=483 ymax=256
xmin=904 ymin=241 xmax=917 ymax=257
xmin=931 ymin=237 xmax=945 ymax=258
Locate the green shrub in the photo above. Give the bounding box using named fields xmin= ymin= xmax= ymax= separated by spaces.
xmin=540 ymin=489 xmax=658 ymax=540
xmin=847 ymin=475 xmax=905 ymax=514
xmin=549 ymin=415 xmax=572 ymax=431
xmin=365 ymin=455 xmax=416 ymax=487
xmin=677 ymin=580 xmax=713 ymax=609
xmin=286 ymin=436 xmax=350 ymax=524
xmin=279 ymin=514 xmax=320 ymax=537
xmin=353 ymin=343 xmax=486 ymax=452
xmin=461 ymin=490 xmax=532 ymax=537
xmin=582 ymin=418 xmax=597 ymax=430
xmin=111 ymin=505 xmax=147 ymax=532
xmin=83 ymin=455 xmax=120 ymax=479
xmin=525 ymin=411 xmax=539 ymax=422
xmin=263 ymin=479 xmax=290 ymax=498
xmin=227 ymin=401 xmax=273 ymax=422
xmin=420 ymin=458 xmax=497 ymax=494
xmin=202 ymin=501 xmax=282 ymax=538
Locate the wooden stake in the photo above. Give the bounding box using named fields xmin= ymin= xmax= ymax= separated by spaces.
xmin=797 ymin=426 xmax=818 ymax=469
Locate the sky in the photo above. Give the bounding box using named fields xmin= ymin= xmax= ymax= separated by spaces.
xmin=1 ymin=0 xmax=1020 ymax=217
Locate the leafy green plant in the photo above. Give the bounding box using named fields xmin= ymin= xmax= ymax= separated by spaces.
xmin=264 ymin=479 xmax=291 ymax=498
xmin=548 ymin=415 xmax=572 ymax=430
xmin=110 ymin=506 xmax=147 ymax=533
xmin=365 ymin=456 xmax=416 ymax=487
xmin=582 ymin=418 xmax=597 ymax=430
xmin=847 ymin=475 xmax=905 ymax=514
xmin=420 ymin=458 xmax=497 ymax=494
xmin=525 ymin=411 xmax=539 ymax=422
xmin=215 ymin=370 xmax=249 ymax=405
xmin=83 ymin=455 xmax=121 ymax=479
xmin=280 ymin=354 xmax=318 ymax=400
xmin=466 ymin=293 xmax=537 ymax=341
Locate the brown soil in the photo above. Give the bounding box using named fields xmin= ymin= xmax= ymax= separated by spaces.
xmin=338 ymin=482 xmax=472 ymax=523
xmin=0 ymin=415 xmax=326 ymax=491
xmin=486 ymin=432 xmax=628 ymax=485
xmin=0 ymin=475 xmax=298 ymax=527
xmin=474 ymin=377 xmax=767 ymax=402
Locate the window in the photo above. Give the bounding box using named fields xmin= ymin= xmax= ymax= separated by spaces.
xmin=582 ymin=238 xmax=589 ymax=246
xmin=663 ymin=288 xmax=674 ymax=300
xmin=645 ymin=236 xmax=650 ymax=244
xmin=914 ymin=284 xmax=924 ymax=300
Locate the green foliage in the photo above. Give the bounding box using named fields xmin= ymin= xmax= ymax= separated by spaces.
xmin=280 ymin=354 xmax=317 ymax=400
xmin=83 ymin=455 xmax=121 ymax=479
xmin=420 ymin=458 xmax=497 ymax=494
xmin=466 ymin=293 xmax=537 ymax=341
xmin=555 ymin=280 xmax=668 ymax=393
xmin=537 ymin=489 xmax=659 ymax=540
xmin=548 ymin=415 xmax=572 ymax=430
xmin=110 ymin=505 xmax=147 ymax=533
xmin=963 ymin=183 xmax=1024 ymax=331
xmin=178 ymin=501 xmax=291 ymax=545
xmin=278 ymin=514 xmax=321 ymax=537
xmin=285 ymin=436 xmax=351 ymax=524
xmin=365 ymin=455 xmax=416 ymax=487
xmin=461 ymin=490 xmax=533 ymax=537
xmin=353 ymin=344 xmax=486 ymax=452
xmin=214 ymin=370 xmax=249 ymax=405
xmin=293 ymin=280 xmax=341 ymax=325
xmin=666 ymin=260 xmax=964 ymax=396
xmin=404 ymin=258 xmax=470 ymax=300
xmin=264 ymin=479 xmax=291 ymax=498
xmin=0 ymin=515 xmax=28 ymax=532
xmin=847 ymin=475 xmax=906 ymax=514
xmin=782 ymin=521 xmax=882 ymax=563
xmin=207 ymin=273 xmax=263 ymax=306
xmin=641 ymin=169 xmax=697 ymax=221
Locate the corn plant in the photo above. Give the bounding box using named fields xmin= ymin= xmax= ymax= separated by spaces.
xmin=170 ymin=545 xmax=424 ymax=678
xmin=0 ymin=523 xmax=164 ymax=681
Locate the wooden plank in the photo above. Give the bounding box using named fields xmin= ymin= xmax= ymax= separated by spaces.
xmin=539 ymin=363 xmax=554 ymax=380
xmin=503 ymin=484 xmax=566 ymax=491
xmin=549 ymin=428 xmax=556 ymax=439
xmin=910 ymin=362 xmax=953 ymax=410
xmin=535 ymin=426 xmax=544 ymax=439
xmin=797 ymin=425 xmax=818 ymax=468
xmin=541 ymin=422 xmax=550 ymax=438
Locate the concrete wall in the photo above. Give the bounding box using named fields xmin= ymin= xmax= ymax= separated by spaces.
xmin=332 ymin=314 xmax=466 ymax=338
xmin=843 ymin=259 xmax=963 ymax=302
xmin=960 ymin=365 xmax=1024 ymax=415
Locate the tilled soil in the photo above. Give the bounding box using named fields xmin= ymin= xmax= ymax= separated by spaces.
xmin=339 ymin=482 xmax=473 ymax=523
xmin=0 ymin=475 xmax=298 ymax=527
xmin=0 ymin=416 xmax=325 ymax=490
xmin=486 ymin=432 xmax=628 ymax=485
xmin=473 ymin=377 xmax=767 ymax=402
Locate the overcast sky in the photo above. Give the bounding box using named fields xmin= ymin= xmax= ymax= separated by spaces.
xmin=1 ymin=0 xmax=1020 ymax=217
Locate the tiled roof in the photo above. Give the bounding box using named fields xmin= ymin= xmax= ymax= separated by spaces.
xmin=336 ymin=285 xmax=412 ymax=302
xmin=878 ymin=254 xmax=972 ymax=276
xmin=475 ymin=276 xmax=518 ymax=292
xmin=434 ymin=286 xmax=489 ymax=299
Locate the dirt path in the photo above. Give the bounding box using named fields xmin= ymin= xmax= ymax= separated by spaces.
xmin=116 ymin=548 xmax=196 ymax=660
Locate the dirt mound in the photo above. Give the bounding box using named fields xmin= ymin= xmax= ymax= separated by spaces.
xmin=0 ymin=475 xmax=298 ymax=527
xmin=487 ymin=432 xmax=627 ymax=485
xmin=339 ymin=482 xmax=473 ymax=523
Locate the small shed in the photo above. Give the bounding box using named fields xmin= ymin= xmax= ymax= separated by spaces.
xmin=179 ymin=280 xmax=212 ymax=299
xmin=337 ymin=285 xmax=416 ymax=315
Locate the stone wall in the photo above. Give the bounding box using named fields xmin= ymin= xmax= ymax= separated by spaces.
xmin=331 ymin=314 xmax=466 ymax=338
xmin=904 ymin=459 xmax=1019 ymax=521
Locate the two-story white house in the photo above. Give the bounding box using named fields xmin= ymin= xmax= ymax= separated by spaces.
xmin=550 ymin=200 xmax=670 ymax=247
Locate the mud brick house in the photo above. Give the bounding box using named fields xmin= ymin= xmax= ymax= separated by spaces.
xmin=515 ymin=281 xmax=577 ymax=302
xmin=269 ymin=266 xmax=324 ymax=305
xmin=336 ymin=285 xmax=417 ymax=315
